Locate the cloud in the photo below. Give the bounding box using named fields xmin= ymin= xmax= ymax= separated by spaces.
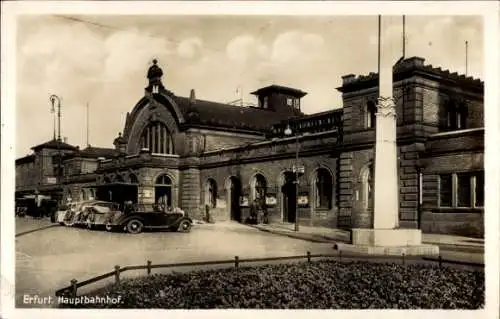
xmin=226 ymin=35 xmax=268 ymax=64
xmin=270 ymin=31 xmax=325 ymax=64
xmin=367 ymin=16 xmax=482 ymax=77
xmin=177 ymin=37 xmax=203 ymax=59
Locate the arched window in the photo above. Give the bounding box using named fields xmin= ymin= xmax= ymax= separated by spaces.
xmin=89 ymin=189 xmax=96 ymax=200
xmin=155 ymin=174 xmax=172 ymax=208
xmin=129 ymin=173 xmax=139 ymax=184
xmin=314 ymin=168 xmax=333 ymax=209
xmin=252 ymin=174 xmax=267 ymax=204
xmin=156 ymin=174 xmax=172 ymax=185
xmin=361 ymin=163 xmax=374 ymax=210
xmin=205 ymin=179 xmax=217 ymax=208
xmin=141 ymin=122 xmax=174 ymax=154
xmin=366 ymin=101 xmax=377 ymax=129
xmin=80 ymin=189 xmax=86 ymax=201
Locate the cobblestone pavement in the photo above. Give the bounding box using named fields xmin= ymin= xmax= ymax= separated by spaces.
xmin=15 ymin=221 xmax=333 ymax=308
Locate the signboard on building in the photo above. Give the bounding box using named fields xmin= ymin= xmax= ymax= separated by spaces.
xmin=265 ymin=194 xmax=277 ymax=206
xmin=46 ymin=177 xmax=57 ymax=184
xmin=293 ymin=165 xmax=305 ymax=174
xmin=240 ymin=196 xmax=249 ymax=207
xmin=298 ymin=193 xmax=309 ymax=207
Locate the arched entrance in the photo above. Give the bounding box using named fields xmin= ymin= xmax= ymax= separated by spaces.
xmin=155 ymin=174 xmax=172 ymax=210
xmin=226 ymin=176 xmax=242 ymax=222
xmin=281 ymin=171 xmax=297 ymax=223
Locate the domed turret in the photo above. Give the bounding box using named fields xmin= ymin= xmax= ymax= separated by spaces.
xmin=146 ymin=58 xmax=165 ymax=94
xmin=147 ymin=59 xmax=163 ymax=79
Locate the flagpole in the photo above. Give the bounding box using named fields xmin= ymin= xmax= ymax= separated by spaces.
xmin=402 ymin=15 xmax=406 ymax=58
xmin=378 ymin=15 xmax=381 ymax=76
xmin=86 ymin=102 xmax=90 ymax=147
xmin=465 ymin=41 xmax=469 ymax=76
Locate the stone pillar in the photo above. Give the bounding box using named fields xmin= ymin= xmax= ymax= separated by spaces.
xmin=180 ymin=157 xmax=201 ymax=219
xmin=334 ymin=17 xmax=438 ymax=256
xmin=373 ymin=16 xmax=399 ymax=229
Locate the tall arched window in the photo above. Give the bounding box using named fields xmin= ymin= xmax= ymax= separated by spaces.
xmin=252 ymin=174 xmax=267 ymax=204
xmin=314 ymin=168 xmax=333 ymax=209
xmin=361 ymin=163 xmax=374 ymax=210
xmin=366 ymin=101 xmax=377 ymax=129
xmin=155 ymin=174 xmax=172 ymax=208
xmin=205 ymin=179 xmax=217 ymax=208
xmin=141 ymin=122 xmax=174 ymax=154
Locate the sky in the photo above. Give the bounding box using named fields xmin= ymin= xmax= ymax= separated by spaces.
xmin=16 ymin=14 xmax=483 ymax=158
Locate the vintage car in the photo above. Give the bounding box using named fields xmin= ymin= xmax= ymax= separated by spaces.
xmin=84 ymin=202 xmax=121 ymax=229
xmin=58 ymin=200 xmax=119 ymax=227
xmin=104 ymin=204 xmax=193 ymax=234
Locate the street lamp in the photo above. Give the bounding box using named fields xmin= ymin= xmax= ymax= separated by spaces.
xmin=284 ymin=123 xmax=302 ymax=232
xmin=49 ymin=95 xmax=62 ymax=203
xmin=49 ymin=95 xmax=62 ymax=142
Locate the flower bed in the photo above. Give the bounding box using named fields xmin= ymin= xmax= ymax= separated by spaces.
xmin=63 ymin=260 xmax=484 ymax=309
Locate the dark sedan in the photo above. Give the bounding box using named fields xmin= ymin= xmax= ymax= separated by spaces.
xmin=104 ymin=204 xmax=193 ymax=234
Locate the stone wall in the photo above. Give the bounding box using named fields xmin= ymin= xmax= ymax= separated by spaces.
xmin=199 ymin=154 xmax=338 ymax=227
xmin=420 ymin=130 xmax=484 ymax=237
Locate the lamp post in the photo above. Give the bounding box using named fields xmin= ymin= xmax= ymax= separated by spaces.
xmin=284 ymin=123 xmax=302 ymax=232
xmin=49 ymin=95 xmax=62 ymax=202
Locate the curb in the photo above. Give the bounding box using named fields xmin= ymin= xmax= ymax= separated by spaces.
xmin=249 ymin=225 xmax=484 ymax=254
xmin=15 ymin=224 xmax=58 ymax=237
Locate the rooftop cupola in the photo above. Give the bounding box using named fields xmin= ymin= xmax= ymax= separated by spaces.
xmin=146 ymin=59 xmax=165 ymax=94
xmin=250 ymin=84 xmax=307 ymax=115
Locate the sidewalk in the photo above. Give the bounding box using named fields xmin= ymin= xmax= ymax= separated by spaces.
xmin=248 ymin=223 xmax=484 ymax=253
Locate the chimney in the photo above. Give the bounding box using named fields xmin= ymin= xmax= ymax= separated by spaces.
xmin=190 ymin=89 xmax=196 ymax=103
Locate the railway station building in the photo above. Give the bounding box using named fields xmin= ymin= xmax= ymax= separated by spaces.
xmin=15 ymin=57 xmax=484 ymax=237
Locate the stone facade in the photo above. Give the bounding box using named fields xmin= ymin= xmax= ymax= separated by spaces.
xmin=15 ymin=57 xmax=484 ymax=237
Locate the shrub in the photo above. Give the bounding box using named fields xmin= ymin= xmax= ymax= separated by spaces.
xmin=62 ymin=260 xmax=484 ymax=309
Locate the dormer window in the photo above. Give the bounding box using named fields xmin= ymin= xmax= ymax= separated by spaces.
xmin=263 ymin=96 xmax=269 ymax=109
xmin=293 ymin=99 xmax=300 ymax=110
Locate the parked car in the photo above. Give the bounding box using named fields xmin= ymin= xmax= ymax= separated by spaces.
xmin=58 ymin=200 xmax=119 ymax=227
xmin=105 ymin=204 xmax=193 ymax=234
xmin=55 ymin=204 xmax=69 ymax=225
xmin=84 ymin=202 xmax=121 ymax=230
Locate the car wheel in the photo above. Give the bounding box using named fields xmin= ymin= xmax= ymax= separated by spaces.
xmin=178 ymin=220 xmax=192 ymax=233
xmin=126 ymin=219 xmax=144 ymax=234
xmin=105 ymin=222 xmax=114 ymax=232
